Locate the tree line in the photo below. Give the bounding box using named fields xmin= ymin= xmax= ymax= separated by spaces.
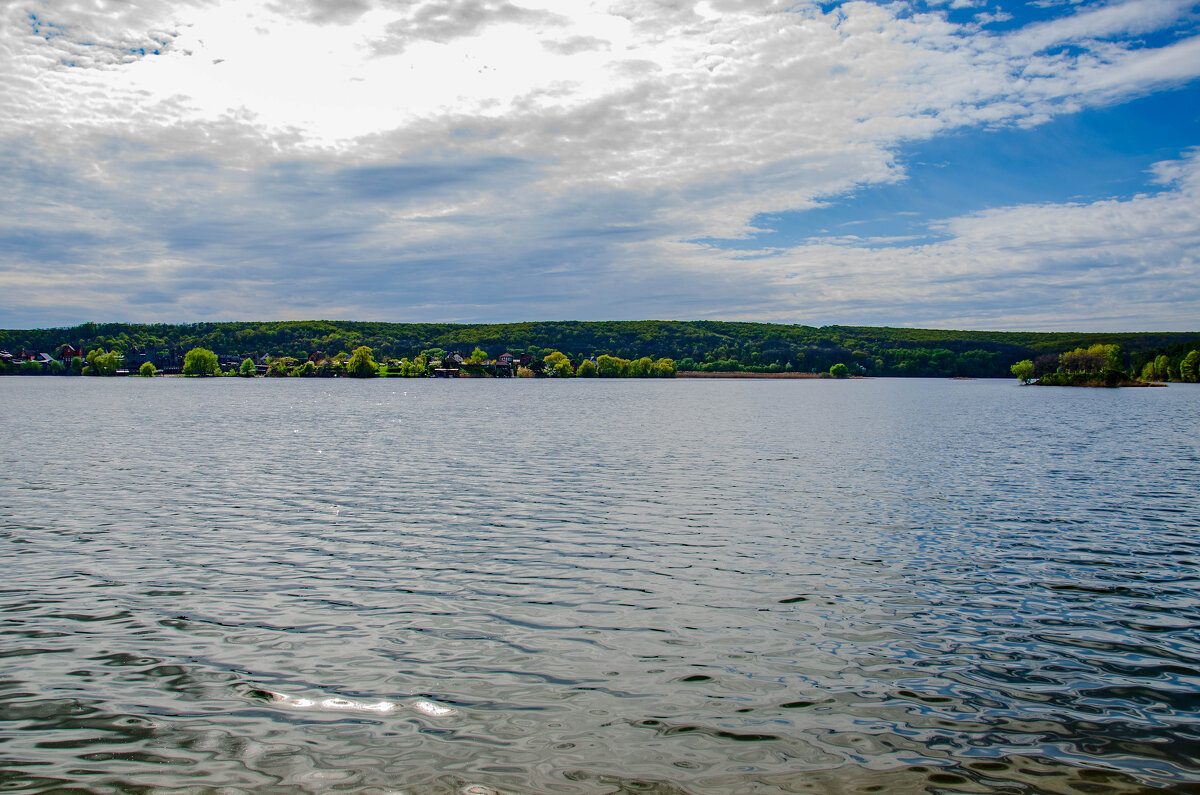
xmin=6 ymin=344 xmax=680 ymax=379
xmin=3 ymin=320 xmax=1199 ymax=379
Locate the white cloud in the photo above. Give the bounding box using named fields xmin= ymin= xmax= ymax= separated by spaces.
xmin=0 ymin=0 xmax=1198 ymax=328
xmin=1007 ymin=0 xmax=1197 ymax=55
xmin=368 ymin=0 xmax=568 ymax=55
xmin=677 ymin=151 xmax=1200 ymax=329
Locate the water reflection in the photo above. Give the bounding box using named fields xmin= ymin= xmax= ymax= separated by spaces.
xmin=1 ymin=377 xmax=1198 ymax=792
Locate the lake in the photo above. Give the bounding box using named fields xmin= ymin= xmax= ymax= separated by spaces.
xmin=2 ymin=377 xmax=1198 ymax=793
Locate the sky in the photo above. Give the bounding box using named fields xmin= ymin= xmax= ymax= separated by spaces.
xmin=1 ymin=0 xmax=1198 ymax=331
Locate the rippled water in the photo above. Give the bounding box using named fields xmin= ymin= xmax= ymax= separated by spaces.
xmin=2 ymin=377 xmax=1198 ymax=794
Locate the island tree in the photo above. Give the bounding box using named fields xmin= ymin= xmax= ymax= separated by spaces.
xmin=1010 ymin=360 xmax=1034 ymax=384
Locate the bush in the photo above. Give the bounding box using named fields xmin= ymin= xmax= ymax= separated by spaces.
xmin=829 ymin=363 xmax=850 ymax=378
xmin=239 ymin=358 xmax=256 ymax=378
xmin=391 ymin=355 xmax=428 ymax=377
xmin=139 ymin=362 xmax=157 ymax=377
xmin=1037 ymin=371 xmax=1128 ymax=388
xmin=266 ymin=357 xmax=294 ymax=377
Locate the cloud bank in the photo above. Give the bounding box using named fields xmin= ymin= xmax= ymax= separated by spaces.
xmin=1 ymin=0 xmax=1198 ymax=329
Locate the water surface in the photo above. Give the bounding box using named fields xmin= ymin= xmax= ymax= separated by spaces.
xmin=2 ymin=377 xmax=1198 ymax=793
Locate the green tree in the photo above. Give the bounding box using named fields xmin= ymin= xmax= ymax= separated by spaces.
xmin=347 ymin=346 xmax=378 ymax=378
xmin=576 ymin=359 xmax=598 ymax=377
xmin=84 ymin=349 xmax=119 ymax=376
xmin=1011 ymin=359 xmax=1035 ymax=384
xmin=239 ymin=358 xmax=257 ymax=378
xmin=829 ymin=363 xmax=850 ymax=378
xmin=630 ymin=356 xmax=654 ymax=377
xmin=1181 ymin=350 xmax=1199 ymax=383
xmin=543 ymin=351 xmax=574 ymax=377
xmin=468 ymin=347 xmax=488 ymax=364
xmin=182 ymin=347 xmax=220 ymax=376
xmin=1154 ymin=354 xmax=1170 ymax=381
xmin=1057 ymin=343 xmax=1123 ymax=375
xmin=266 ymin=356 xmax=295 ymax=377
xmin=139 ymin=361 xmax=157 ymax=377
xmin=19 ymin=359 xmax=43 ymax=375
xmin=395 ymin=354 xmax=428 ymax=377
xmin=69 ymin=356 xmax=83 ymax=375
xmin=596 ymin=354 xmax=630 ymax=377
xmin=652 ymin=358 xmax=677 ymax=377
xmin=1105 ymin=343 xmax=1123 ymax=372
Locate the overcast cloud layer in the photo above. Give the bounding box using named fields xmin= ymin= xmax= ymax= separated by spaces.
xmin=1 ymin=0 xmax=1198 ymax=329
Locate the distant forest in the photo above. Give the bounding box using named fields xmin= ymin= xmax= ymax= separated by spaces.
xmin=4 ymin=320 xmax=1200 ymax=378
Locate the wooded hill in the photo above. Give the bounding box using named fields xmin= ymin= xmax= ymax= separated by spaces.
xmin=3 ymin=320 xmax=1199 ymax=378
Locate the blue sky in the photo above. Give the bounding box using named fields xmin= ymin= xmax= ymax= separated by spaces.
xmin=707 ymin=80 xmax=1200 ymax=249
xmin=1 ymin=0 xmax=1198 ymax=330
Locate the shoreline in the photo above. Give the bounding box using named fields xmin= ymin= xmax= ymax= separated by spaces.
xmin=676 ymin=371 xmax=831 ymax=379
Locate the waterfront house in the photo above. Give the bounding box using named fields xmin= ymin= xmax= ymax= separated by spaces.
xmin=58 ymin=344 xmax=83 ymax=362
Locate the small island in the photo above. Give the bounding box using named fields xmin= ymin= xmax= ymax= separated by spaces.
xmin=1010 ymin=344 xmax=1197 ymax=387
